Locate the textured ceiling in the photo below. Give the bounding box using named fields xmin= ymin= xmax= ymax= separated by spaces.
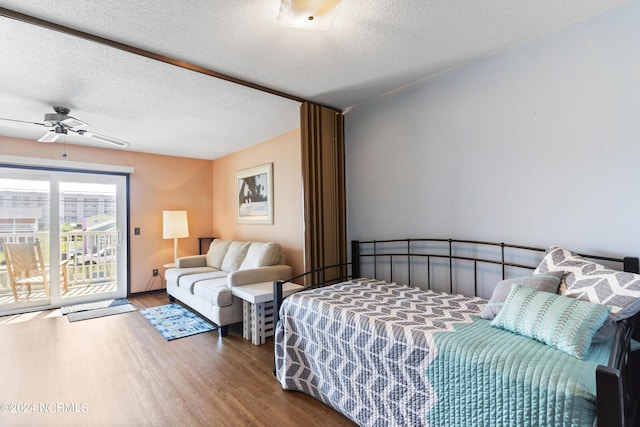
xmin=0 ymin=0 xmax=629 ymax=160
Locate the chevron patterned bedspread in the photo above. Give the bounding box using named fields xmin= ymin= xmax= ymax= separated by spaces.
xmin=274 ymin=278 xmax=485 ymax=426
xmin=274 ymin=279 xmax=611 ymax=427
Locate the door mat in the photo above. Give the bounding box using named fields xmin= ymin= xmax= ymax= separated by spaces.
xmin=139 ymin=303 xmax=215 ymax=340
xmin=67 ymin=303 xmax=136 ymax=322
xmin=61 ymin=298 xmax=130 ymax=315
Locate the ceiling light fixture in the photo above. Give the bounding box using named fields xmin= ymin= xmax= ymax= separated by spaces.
xmin=278 ymin=0 xmax=342 ymax=30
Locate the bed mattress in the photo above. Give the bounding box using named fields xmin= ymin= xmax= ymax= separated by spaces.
xmin=274 ymin=278 xmax=611 ymax=426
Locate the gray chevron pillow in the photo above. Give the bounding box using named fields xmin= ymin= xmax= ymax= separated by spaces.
xmin=533 ymin=245 xmax=640 ymax=342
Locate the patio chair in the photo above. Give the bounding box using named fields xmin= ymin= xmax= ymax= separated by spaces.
xmin=2 ymin=240 xmax=54 ymax=301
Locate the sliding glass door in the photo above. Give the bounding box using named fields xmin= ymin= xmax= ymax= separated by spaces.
xmin=0 ymin=171 xmax=51 ymax=312
xmin=0 ymin=167 xmax=128 ymax=314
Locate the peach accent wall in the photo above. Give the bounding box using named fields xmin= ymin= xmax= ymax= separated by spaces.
xmin=211 ymin=129 xmax=304 ymax=277
xmin=0 ymin=136 xmax=213 ymax=293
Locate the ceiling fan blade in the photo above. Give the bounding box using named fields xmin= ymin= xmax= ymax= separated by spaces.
xmin=0 ymin=117 xmax=46 ymax=127
xmin=61 ymin=116 xmax=88 ymax=128
xmin=76 ymin=130 xmax=130 ymax=148
xmin=38 ymin=130 xmax=62 ymax=143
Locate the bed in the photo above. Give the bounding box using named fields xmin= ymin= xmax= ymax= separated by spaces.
xmin=272 ymin=239 xmax=640 ymax=427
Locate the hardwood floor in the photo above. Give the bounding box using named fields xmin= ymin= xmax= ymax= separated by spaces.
xmin=0 ymin=292 xmax=356 ymax=427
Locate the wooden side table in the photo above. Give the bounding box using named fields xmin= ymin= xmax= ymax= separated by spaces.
xmin=198 ymin=237 xmax=216 ymax=255
xmin=231 ymin=281 xmax=304 ymax=345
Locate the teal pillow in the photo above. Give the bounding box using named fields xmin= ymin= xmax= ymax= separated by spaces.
xmin=491 ymin=284 xmax=611 ymax=359
xmin=480 ymin=271 xmax=564 ymax=320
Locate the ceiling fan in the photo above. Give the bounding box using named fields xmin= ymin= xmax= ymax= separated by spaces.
xmin=0 ymin=106 xmax=130 ymax=148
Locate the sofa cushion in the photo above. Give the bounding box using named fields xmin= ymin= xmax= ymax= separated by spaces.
xmin=178 ymin=271 xmax=228 ymax=293
xmin=192 ymin=280 xmax=233 ymax=307
xmin=239 ymin=242 xmax=282 ymax=270
xmin=206 ymin=239 xmax=232 ymax=269
xmin=221 ymin=241 xmax=251 ymax=272
xmin=165 ymin=267 xmax=217 ymax=287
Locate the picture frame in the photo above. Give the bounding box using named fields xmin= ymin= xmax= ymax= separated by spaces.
xmin=236 ymin=163 xmax=273 ymax=224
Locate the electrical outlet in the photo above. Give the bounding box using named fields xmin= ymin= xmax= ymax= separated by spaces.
xmin=152 ymin=269 xmax=158 ymax=276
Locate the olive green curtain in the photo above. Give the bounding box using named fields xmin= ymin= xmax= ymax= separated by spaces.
xmin=300 ymin=102 xmax=347 ymax=283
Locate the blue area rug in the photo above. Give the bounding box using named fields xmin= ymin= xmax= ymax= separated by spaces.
xmin=139 ymin=304 xmax=215 ymax=340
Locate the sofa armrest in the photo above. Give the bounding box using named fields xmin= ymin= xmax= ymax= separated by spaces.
xmin=227 ymin=265 xmax=293 ymax=287
xmin=176 ymin=255 xmax=207 ymax=268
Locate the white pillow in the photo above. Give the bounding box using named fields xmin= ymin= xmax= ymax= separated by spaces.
xmin=239 ymin=242 xmax=281 ymax=270
xmin=221 ymin=241 xmax=251 ymax=272
xmin=206 ymin=239 xmax=231 ymax=269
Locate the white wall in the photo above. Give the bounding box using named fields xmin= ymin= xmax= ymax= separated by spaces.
xmin=345 ymin=1 xmax=640 ymax=259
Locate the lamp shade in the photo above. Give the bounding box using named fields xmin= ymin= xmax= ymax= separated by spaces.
xmin=163 ymin=210 xmax=189 ymax=239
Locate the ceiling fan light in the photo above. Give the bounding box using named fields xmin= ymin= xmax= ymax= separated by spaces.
xmin=43 ymin=112 xmax=64 ymax=127
xmin=278 ymin=0 xmax=341 ymax=30
xmin=43 ymin=112 xmax=88 ymax=128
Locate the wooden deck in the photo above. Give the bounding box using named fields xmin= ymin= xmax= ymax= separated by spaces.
xmin=0 ymin=282 xmax=117 ymax=306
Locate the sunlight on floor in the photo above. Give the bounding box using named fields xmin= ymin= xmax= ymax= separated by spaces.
xmin=0 ymin=308 xmax=62 ymax=326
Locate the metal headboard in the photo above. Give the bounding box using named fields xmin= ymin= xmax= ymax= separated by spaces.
xmin=352 ymin=238 xmax=639 ymax=296
xmin=274 ymin=238 xmax=639 ymax=326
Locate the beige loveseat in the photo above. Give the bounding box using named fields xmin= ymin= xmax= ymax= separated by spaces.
xmin=165 ymin=239 xmax=292 ymax=336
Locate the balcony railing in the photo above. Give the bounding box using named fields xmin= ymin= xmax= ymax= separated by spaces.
xmin=0 ymin=231 xmax=117 ymax=299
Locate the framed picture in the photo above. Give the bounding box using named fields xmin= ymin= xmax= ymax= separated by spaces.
xmin=236 ymin=163 xmax=273 ymax=224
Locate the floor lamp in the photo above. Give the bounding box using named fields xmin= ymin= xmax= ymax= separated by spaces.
xmin=163 ymin=210 xmax=189 ymax=264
